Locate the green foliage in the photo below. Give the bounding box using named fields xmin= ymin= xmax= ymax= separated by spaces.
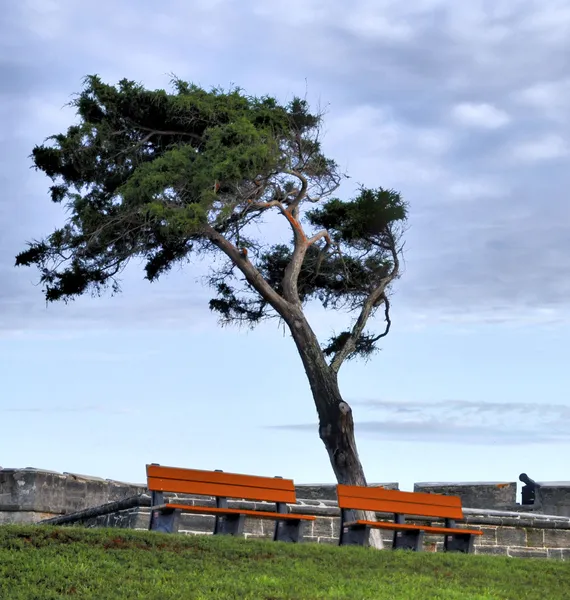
xmin=0 ymin=526 xmax=566 ymax=599
xmin=308 ymin=187 xmax=407 ymax=246
xmin=16 ymin=75 xmax=294 ymax=300
xmin=16 ymin=74 xmax=407 ymax=363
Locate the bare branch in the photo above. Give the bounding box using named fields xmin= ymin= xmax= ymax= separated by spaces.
xmin=284 ymin=170 xmax=308 ymax=211
xmin=281 ymin=209 xmax=310 ymax=304
xmin=128 ymin=124 xmax=204 ymax=144
xmin=370 ymin=295 xmax=391 ymax=342
xmin=203 ymin=224 xmax=291 ymax=317
xmin=248 ymin=199 xmax=285 ymax=212
xmin=307 ymin=229 xmax=331 ymax=247
xmin=329 ymin=234 xmax=400 ymax=374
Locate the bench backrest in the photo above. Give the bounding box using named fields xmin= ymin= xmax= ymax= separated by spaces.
xmin=146 ymin=464 xmax=297 ymax=504
xmin=337 ymin=484 xmax=464 ymax=520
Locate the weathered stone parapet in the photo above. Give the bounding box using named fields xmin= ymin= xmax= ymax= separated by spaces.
xmin=462 ymin=508 xmax=570 ymax=529
xmin=414 ymin=482 xmax=517 ymax=509
xmin=537 ymin=483 xmax=570 ymax=517
xmin=0 ymin=467 xmax=146 ymax=522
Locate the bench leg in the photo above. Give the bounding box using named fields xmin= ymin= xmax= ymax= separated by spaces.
xmin=339 ymin=524 xmax=370 ymax=546
xmin=393 ymin=529 xmax=424 ymax=551
xmin=274 ymin=519 xmax=305 ymax=543
xmin=444 ymin=533 xmax=475 ymax=553
xmin=214 ymin=513 xmax=246 ymax=536
xmin=149 ymin=508 xmax=180 ymax=534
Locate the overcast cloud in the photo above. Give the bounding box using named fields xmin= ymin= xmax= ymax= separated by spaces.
xmin=1 ymin=0 xmax=570 ymax=332
xmin=269 ymin=398 xmax=570 ymax=445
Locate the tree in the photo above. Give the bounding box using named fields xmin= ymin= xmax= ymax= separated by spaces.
xmin=16 ymin=76 xmax=407 ymax=546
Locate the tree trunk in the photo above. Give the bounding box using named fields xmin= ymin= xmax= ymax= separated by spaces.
xmin=286 ymin=311 xmax=383 ymax=549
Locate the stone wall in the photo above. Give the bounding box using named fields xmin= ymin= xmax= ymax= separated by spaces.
xmin=414 ymin=481 xmax=517 ymax=509
xmin=0 ymin=467 xmax=145 ymax=524
xmin=3 ymin=467 xmax=570 ymax=559
xmin=538 ymin=484 xmax=570 ymax=517
xmin=64 ymin=493 xmax=570 ymax=560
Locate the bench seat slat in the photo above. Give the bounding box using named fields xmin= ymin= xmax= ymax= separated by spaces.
xmin=147 ymin=465 xmax=295 ymax=492
xmin=339 ymin=496 xmax=464 ymax=520
xmin=346 ymin=519 xmax=483 ymax=536
xmin=338 ymin=484 xmax=462 ymax=508
xmin=148 ymin=477 xmax=297 ymax=504
xmin=154 ymin=503 xmax=316 ymax=521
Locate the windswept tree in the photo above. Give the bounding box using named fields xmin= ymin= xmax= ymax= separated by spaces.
xmin=16 ymin=77 xmax=407 ymax=536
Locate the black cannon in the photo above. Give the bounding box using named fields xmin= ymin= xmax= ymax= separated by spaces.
xmin=519 ymin=473 xmax=541 ymax=505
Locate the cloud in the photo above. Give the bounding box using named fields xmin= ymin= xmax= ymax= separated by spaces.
xmin=451 ymin=102 xmax=510 ymax=129
xmin=268 ymin=398 xmax=570 ymax=445
xmin=509 ymin=134 xmax=569 ymax=162
xmin=514 ymin=79 xmax=570 ymax=121
xmin=1 ymin=0 xmax=570 ymax=333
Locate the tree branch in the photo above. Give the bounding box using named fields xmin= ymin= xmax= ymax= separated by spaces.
xmin=203 ymin=224 xmax=291 ymax=317
xmin=248 ymin=199 xmax=285 ymax=212
xmin=307 ymin=229 xmax=331 ymax=247
xmin=281 ymin=209 xmax=309 ymax=305
xmin=370 ymin=295 xmax=391 ymax=342
xmin=284 ymin=169 xmax=308 ymax=211
xmin=244 ymin=180 xmax=317 ymax=307
xmin=329 ymin=238 xmax=400 ymax=374
xmin=124 ymin=124 xmax=204 ymax=144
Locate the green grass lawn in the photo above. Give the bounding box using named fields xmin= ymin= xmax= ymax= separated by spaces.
xmin=0 ymin=525 xmax=567 ymax=599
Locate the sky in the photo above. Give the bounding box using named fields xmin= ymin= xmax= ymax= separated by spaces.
xmin=1 ymin=0 xmax=570 ymax=496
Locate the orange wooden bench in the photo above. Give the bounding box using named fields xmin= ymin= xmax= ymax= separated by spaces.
xmin=337 ymin=485 xmax=483 ymax=552
xmin=146 ymin=464 xmax=316 ymax=542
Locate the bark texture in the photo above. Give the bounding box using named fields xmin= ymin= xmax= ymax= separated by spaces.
xmin=286 ymin=309 xmax=383 ymax=549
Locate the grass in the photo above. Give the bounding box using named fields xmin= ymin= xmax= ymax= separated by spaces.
xmin=0 ymin=526 xmax=567 ymax=599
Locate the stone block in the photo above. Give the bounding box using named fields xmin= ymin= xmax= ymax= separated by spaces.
xmin=537 ymin=484 xmax=570 ymax=518
xmin=178 ymin=513 xmax=215 ymax=533
xmin=243 ymin=532 xmax=267 ymax=540
xmin=316 ymin=536 xmax=336 ymax=545
xmin=508 ymin=547 xmax=548 ymax=559
xmin=106 ymin=481 xmax=145 ymax=502
xmin=0 ymin=469 xmax=68 ymax=512
xmin=496 ymin=527 xmax=526 ymax=547
xmin=0 ymin=510 xmax=58 ymax=524
xmin=332 ymin=517 xmax=341 ymax=539
xmin=63 ymin=477 xmax=89 ymax=512
xmin=476 ymin=527 xmax=497 ymax=545
xmin=544 ymin=529 xmax=570 ymax=548
xmin=295 ymin=485 xmax=336 ymax=501
xmin=0 ymin=468 xmax=147 ymax=516
xmin=381 ymin=531 xmax=394 ymax=545
xmin=294 ymin=504 xmax=338 ymax=518
xmin=115 ymin=508 xmax=151 ymax=530
xmin=312 ymin=517 xmax=334 ymax=539
xmin=475 ymin=546 xmax=508 ymax=556
xmin=466 ymin=515 xmax=504 ymax=527
xmin=547 ymin=549 xmax=564 ymax=560
xmin=414 ymin=481 xmax=516 ymax=509
xmin=243 ymin=516 xmax=266 ymax=537
xmin=525 ymin=528 xmax=544 ymax=548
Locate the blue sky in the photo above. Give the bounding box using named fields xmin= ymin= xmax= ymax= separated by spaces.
xmin=1 ymin=0 xmax=569 ymax=493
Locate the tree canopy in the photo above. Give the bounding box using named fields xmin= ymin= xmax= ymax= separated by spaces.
xmin=16 ymin=75 xmax=407 ymax=370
